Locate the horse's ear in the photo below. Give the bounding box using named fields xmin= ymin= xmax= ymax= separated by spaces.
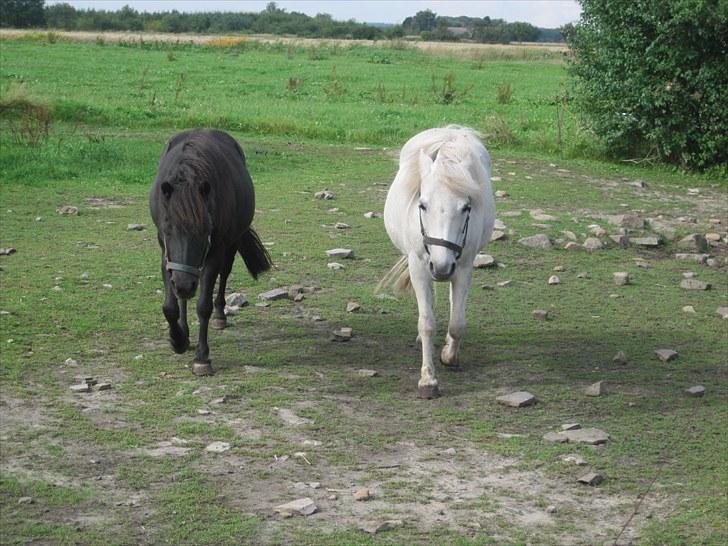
xmin=419 ymin=149 xmax=434 ymax=176
xmin=161 ymin=182 xmax=173 ymax=199
xmin=199 ymin=181 xmax=211 ymax=197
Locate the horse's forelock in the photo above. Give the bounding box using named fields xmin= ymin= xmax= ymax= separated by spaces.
xmin=160 ymin=163 xmax=211 ymax=235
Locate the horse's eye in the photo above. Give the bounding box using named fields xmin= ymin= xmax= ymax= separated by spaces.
xmin=462 ymin=204 xmax=472 ymax=213
xmin=418 ymin=202 xmax=427 ymax=212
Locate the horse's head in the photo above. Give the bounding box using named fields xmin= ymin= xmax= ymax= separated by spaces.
xmin=158 ymin=168 xmax=213 ymax=300
xmin=417 ymin=150 xmax=473 ymax=281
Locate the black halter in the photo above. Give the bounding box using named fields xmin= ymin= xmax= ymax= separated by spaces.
xmin=419 ymin=204 xmax=471 ymax=261
xmin=164 ymin=234 xmax=211 ymax=278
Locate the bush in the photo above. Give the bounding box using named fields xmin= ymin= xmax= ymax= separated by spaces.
xmin=565 ymin=0 xmax=728 ymax=170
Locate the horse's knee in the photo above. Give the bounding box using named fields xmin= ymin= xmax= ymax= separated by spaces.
xmin=418 ymin=316 xmax=435 ymax=338
xmin=448 ymin=320 xmax=466 ymax=340
xmin=162 ymin=304 xmax=178 ymax=322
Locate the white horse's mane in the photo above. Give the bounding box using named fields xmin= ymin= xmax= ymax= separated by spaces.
xmin=397 ymin=125 xmax=488 ymax=206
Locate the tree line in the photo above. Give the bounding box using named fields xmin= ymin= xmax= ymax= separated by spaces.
xmin=0 ymin=1 xmax=562 ymax=43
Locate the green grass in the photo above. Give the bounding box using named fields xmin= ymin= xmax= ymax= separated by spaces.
xmin=1 ymin=36 xmax=727 ymax=545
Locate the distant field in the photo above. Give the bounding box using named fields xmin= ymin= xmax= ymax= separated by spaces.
xmin=0 ymin=33 xmax=726 ymax=546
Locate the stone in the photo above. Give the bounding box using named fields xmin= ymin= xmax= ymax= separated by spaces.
xmin=613 ymin=272 xmax=631 ymax=285
xmin=707 ymin=218 xmax=721 ymax=225
xmin=635 ymin=259 xmax=651 ymax=269
xmin=631 ymin=236 xmax=662 ymax=247
xmin=532 ymin=310 xmax=549 ymax=321
xmin=647 ymin=219 xmax=676 ymax=240
xmin=609 ymin=234 xmax=630 ymax=247
xmin=530 ymin=209 xmax=557 ymax=221
xmin=353 ymin=488 xmax=370 ymax=501
xmin=57 ymin=205 xmax=79 ymax=215
xmin=225 ymin=292 xmax=248 ymax=307
xmin=682 ymin=305 xmax=696 ymax=314
xmin=327 ymin=262 xmax=345 ymax=270
xmin=97 ymin=382 xmax=112 ymax=391
xmin=197 ymin=409 xmax=212 ymax=415
xmin=274 ymin=497 xmax=318 ymax=516
xmin=562 ymin=427 xmax=609 ymax=445
xmin=716 ymin=307 xmax=728 ymax=319
xmin=346 ymin=301 xmax=361 ymax=313
xmin=543 ymin=432 xmax=568 ymax=443
xmin=578 ymin=472 xmax=603 ymax=486
xmin=495 ymin=190 xmax=509 ymax=198
xmin=501 ymin=210 xmax=522 ymax=217
xmin=63 ymin=358 xmax=78 ymax=367
xmin=334 ymin=222 xmax=350 ymax=230
xmin=80 ymin=272 xmax=89 ymax=281
xmin=675 ymin=253 xmax=709 ymax=264
xmin=443 ymin=447 xmax=457 ymax=455
xmin=277 ymin=408 xmax=314 ymax=426
xmin=680 ymin=279 xmax=711 ymax=290
xmin=678 ymin=234 xmax=708 ymax=252
xmin=518 ymin=234 xmax=552 ymax=250
xmin=204 ymin=441 xmax=231 ymax=453
xmin=70 ymin=384 xmax=91 ymax=393
xmin=685 ymin=385 xmax=705 ymax=397
xmin=293 ymin=293 xmax=304 ymax=302
xmin=288 ymin=285 xmax=304 ymax=299
xmin=705 ymin=232 xmax=722 ymax=242
xmin=17 ymin=497 xmax=34 ymax=505
xmin=546 ymin=505 xmax=558 ymax=514
xmin=561 ymin=423 xmax=581 ymax=431
xmin=562 ymin=454 xmax=587 ymax=465
xmin=127 ymin=223 xmax=145 ymax=231
xmin=583 ymin=238 xmax=604 ymax=251
xmin=357 ymin=369 xmax=378 ymax=377
xmin=553 ymin=266 xmax=564 ymax=272
xmin=211 ymin=396 xmax=228 ymax=404
xmin=0 ymin=247 xmax=17 ymax=256
xmin=655 ymin=349 xmax=678 ymax=362
xmin=314 ymin=190 xmax=334 ymax=200
xmin=473 ymin=254 xmax=496 ymax=268
xmin=564 ymin=242 xmax=581 ymax=250
xmin=258 ymin=288 xmax=289 ymax=301
xmin=326 ymin=248 xmax=354 ymax=259
xmin=584 ymin=381 xmax=607 ymax=397
xmin=332 ymin=327 xmax=353 ymax=341
xmin=613 ymin=351 xmax=628 ymax=364
xmin=561 ymin=230 xmax=577 ymax=241
xmin=256 ymin=302 xmax=271 ymax=308
xmin=363 ymin=211 xmax=381 ymax=219
xmin=706 ymin=258 xmax=720 ymax=267
xmin=497 ymin=280 xmax=512 ymax=288
xmin=494 ymin=219 xmax=506 ymax=230
xmin=360 ymin=520 xmax=402 ymax=534
xmin=497 ymin=391 xmax=537 ymax=408
xmin=490 ymin=230 xmax=506 ymax=241
xmin=608 ymin=214 xmax=643 ymax=229
xmin=589 ymin=225 xmax=607 ymax=237
xmin=682 ymin=271 xmax=696 ymax=278
xmin=548 ymin=275 xmax=561 ymax=285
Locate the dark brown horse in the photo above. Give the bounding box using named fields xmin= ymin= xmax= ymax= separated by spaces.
xmin=149 ymin=129 xmax=271 ymax=375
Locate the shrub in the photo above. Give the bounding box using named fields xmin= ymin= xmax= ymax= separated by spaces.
xmin=497 ymin=82 xmax=513 ymax=104
xmin=565 ymin=0 xmax=728 ymax=170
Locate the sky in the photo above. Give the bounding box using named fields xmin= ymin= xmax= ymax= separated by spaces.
xmin=46 ymin=1 xmax=583 ymax=28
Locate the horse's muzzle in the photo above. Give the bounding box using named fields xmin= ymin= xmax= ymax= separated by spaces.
xmin=170 ymin=272 xmax=198 ymax=300
xmin=429 ymin=260 xmax=456 ymax=281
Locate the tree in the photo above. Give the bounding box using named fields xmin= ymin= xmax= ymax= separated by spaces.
xmin=565 ymin=0 xmax=728 ymax=170
xmin=403 ymin=9 xmax=437 ymax=33
xmin=44 ymin=2 xmax=76 ymax=29
xmin=0 ymin=0 xmax=45 ymax=28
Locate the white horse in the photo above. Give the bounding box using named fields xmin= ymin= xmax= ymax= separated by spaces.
xmin=381 ymin=126 xmax=495 ymax=398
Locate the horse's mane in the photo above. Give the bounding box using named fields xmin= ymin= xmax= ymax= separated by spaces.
xmin=396 ymin=125 xmax=488 ymax=207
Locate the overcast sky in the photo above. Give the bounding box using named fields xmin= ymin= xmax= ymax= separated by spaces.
xmin=47 ymin=1 xmax=583 ymax=28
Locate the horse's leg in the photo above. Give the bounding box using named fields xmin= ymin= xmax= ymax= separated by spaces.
xmin=211 ymin=246 xmax=235 ymax=330
xmin=409 ymin=256 xmax=439 ymax=399
xmin=178 ymin=297 xmax=189 ymax=342
xmin=161 ymin=263 xmax=189 ymax=354
xmin=441 ymin=265 xmax=474 ymax=369
xmin=192 ymin=262 xmax=218 ymax=376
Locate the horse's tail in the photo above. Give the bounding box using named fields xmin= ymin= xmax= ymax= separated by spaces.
xmin=237 ymin=228 xmax=273 ymax=280
xmin=376 ymin=255 xmax=412 ymax=294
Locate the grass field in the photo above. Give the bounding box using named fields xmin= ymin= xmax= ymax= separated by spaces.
xmin=1 ymin=34 xmax=727 ymax=545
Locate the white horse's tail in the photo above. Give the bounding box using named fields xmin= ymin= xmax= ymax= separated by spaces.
xmin=376 ymin=255 xmax=412 ymax=294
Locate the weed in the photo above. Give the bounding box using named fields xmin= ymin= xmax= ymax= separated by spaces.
xmin=95 ymin=35 xmax=105 ymax=47
xmin=167 ymin=50 xmax=176 ymax=62
xmin=138 ymin=67 xmax=149 ymax=91
xmin=483 ymin=116 xmax=516 ymax=146
xmin=174 ymin=73 xmax=186 ymax=103
xmin=205 ymin=37 xmax=247 ymax=48
xmin=324 ymin=65 xmax=346 ymax=98
xmin=368 ymin=53 xmax=392 ymax=64
xmin=46 ymin=32 xmax=58 ymax=44
xmin=497 ymin=82 xmax=513 ymax=104
xmin=0 ymin=85 xmax=51 ymax=147
xmin=375 ymin=83 xmax=393 ymax=104
xmin=287 ymin=77 xmax=301 ymax=93
xmin=431 ymin=72 xmax=473 ymax=105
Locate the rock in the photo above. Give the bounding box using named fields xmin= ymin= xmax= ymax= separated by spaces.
xmin=204 ymin=441 xmax=231 ymax=453
xmin=561 ymin=423 xmax=581 ymax=431
xmin=674 ymin=253 xmax=709 ymax=264
xmin=706 ymin=258 xmax=720 ymax=267
xmin=97 ymin=382 xmax=112 ymax=391
xmin=613 ymin=272 xmax=631 ymax=286
xmin=562 ymin=427 xmax=609 ymax=445
xmin=497 ymin=280 xmax=512 ymax=287
xmin=680 ymin=279 xmax=711 ymax=290
xmin=288 ymin=285 xmax=304 ymax=299
xmin=501 ymin=210 xmax=522 ymax=217
xmin=530 ymin=209 xmax=557 ymax=221
xmin=64 ymin=358 xmax=78 ymax=367
xmin=326 ymin=248 xmax=354 ymax=259
xmin=589 ymin=225 xmax=607 ymax=237
xmin=334 ymin=222 xmax=350 ymax=230
xmin=546 ymin=505 xmax=558 ymax=514
xmin=634 ymin=259 xmax=651 ymax=269
xmin=609 ymin=234 xmax=630 ymax=247
xmin=274 ymin=497 xmax=318 ymax=516
xmin=608 ymin=214 xmax=643 ymax=229
xmin=360 ymin=520 xmax=402 ymax=534
xmin=363 ymin=211 xmax=381 ymax=219
xmin=259 ymin=288 xmax=289 ymax=301
xmin=678 ymin=234 xmax=708 ymax=252
xmin=211 ymin=396 xmax=228 ymax=404
xmin=443 ymin=447 xmax=457 ymax=455
xmin=682 ymin=305 xmax=696 ymax=314
xmin=553 ymin=266 xmax=564 ymax=272
xmin=0 ymin=247 xmax=17 ymax=256
xmin=497 ymin=391 xmax=537 ymax=408
xmin=564 ymin=242 xmax=581 ymax=250
xmin=70 ymin=384 xmax=91 ymax=393
xmin=494 ymin=219 xmax=506 ymax=230
xmin=685 ymin=385 xmax=705 ymax=397
xmin=332 ymin=327 xmax=353 ymax=341
xmin=613 ymin=351 xmax=628 ymax=364
xmin=277 ymin=408 xmax=314 ymax=426
xmin=473 ymin=254 xmax=496 ymax=268
xmin=225 ymin=292 xmax=248 ymax=307
xmin=314 ymin=190 xmax=334 ymax=200
xmin=562 ymin=454 xmax=587 ymax=465
xmin=57 ymin=205 xmax=79 ymax=215
xmin=346 ymin=302 xmax=361 ymax=313
xmin=705 ymin=232 xmax=722 ymax=242
xmin=197 ymin=409 xmax=212 ymax=415
xmin=327 ymin=262 xmax=345 ymax=270
xmin=716 ymin=307 xmax=728 ymax=319
xmin=17 ymin=496 xmax=34 ymax=505
xmin=518 ymin=234 xmax=552 ymax=250
xmin=543 ymin=432 xmax=568 ymax=443
xmin=682 ymin=271 xmax=696 ymax=278
xmin=293 ymin=293 xmax=304 ymax=302
xmin=357 ymin=369 xmax=378 ymax=377
xmin=631 ymin=236 xmax=662 ymax=247
xmin=583 ymin=238 xmax=604 ymax=251
xmin=353 ymin=488 xmax=370 ymax=501
xmin=127 ymin=223 xmax=145 ymax=231
xmin=655 ymin=349 xmax=678 ymax=362
xmin=495 ymin=190 xmax=509 ymax=198
xmin=548 ymin=275 xmax=561 ymax=285
xmin=584 ymin=381 xmax=607 ymax=397
xmin=532 ymin=310 xmax=549 ymax=321
xmin=80 ymin=272 xmax=89 ymax=281
xmin=577 ymin=472 xmax=603 ymax=486
xmin=490 ymin=230 xmax=506 ymax=241
xmin=561 ymin=230 xmax=577 ymax=241
xmin=707 ymin=218 xmax=722 ymax=225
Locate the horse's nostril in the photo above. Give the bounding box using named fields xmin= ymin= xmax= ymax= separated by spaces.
xmin=429 ymin=262 xmax=435 ymax=273
xmin=449 ymin=263 xmax=456 ymax=275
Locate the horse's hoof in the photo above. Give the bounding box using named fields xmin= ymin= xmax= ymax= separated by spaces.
xmin=417 ymin=384 xmax=440 ymax=399
xmin=192 ymin=361 xmax=214 ymax=376
xmin=171 ymin=338 xmax=190 ymax=354
xmin=211 ymin=318 xmax=227 ymax=330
